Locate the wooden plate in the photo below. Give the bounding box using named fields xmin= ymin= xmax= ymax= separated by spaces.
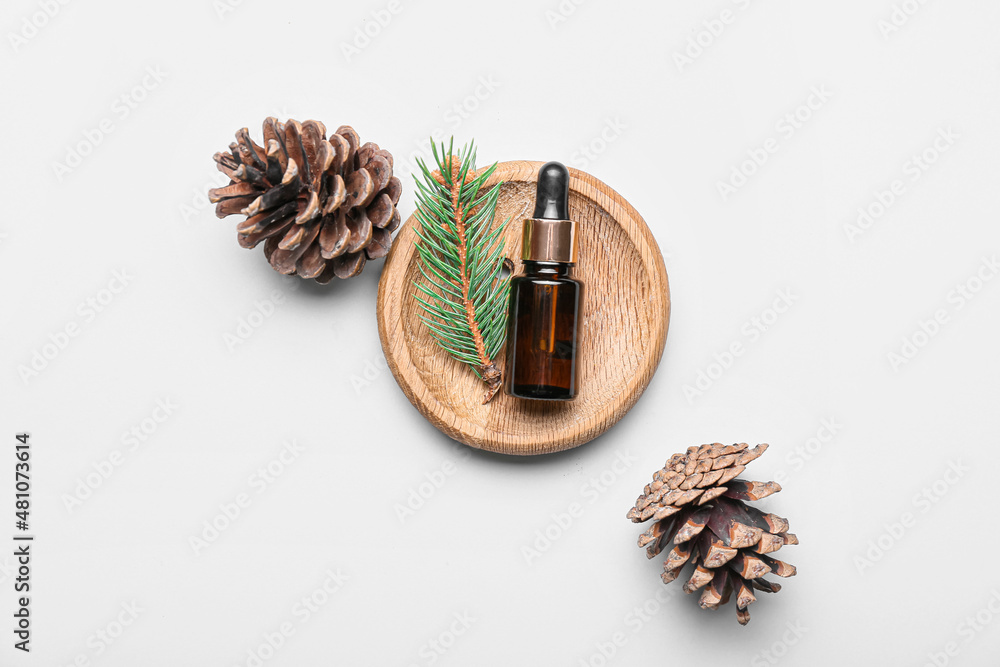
xmin=376 ymin=160 xmax=670 ymax=455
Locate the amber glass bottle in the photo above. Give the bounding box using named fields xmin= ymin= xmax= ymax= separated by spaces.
xmin=504 ymin=162 xmax=583 ymax=400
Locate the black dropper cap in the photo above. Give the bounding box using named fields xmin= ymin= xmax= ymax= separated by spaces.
xmin=532 ymin=161 xmax=570 ymax=220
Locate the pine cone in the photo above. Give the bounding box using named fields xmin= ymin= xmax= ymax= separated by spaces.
xmin=210 ymin=118 xmax=402 ymax=283
xmin=628 ymin=443 xmax=798 ymax=625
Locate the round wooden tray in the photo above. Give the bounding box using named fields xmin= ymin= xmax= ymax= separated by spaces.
xmin=376 ymin=161 xmax=670 ymax=455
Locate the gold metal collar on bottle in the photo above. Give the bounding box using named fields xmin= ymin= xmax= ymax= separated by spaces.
xmin=521 ymin=218 xmax=578 ymax=264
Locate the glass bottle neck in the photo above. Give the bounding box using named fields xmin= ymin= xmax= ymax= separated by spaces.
xmin=521 ymin=260 xmax=574 ymax=278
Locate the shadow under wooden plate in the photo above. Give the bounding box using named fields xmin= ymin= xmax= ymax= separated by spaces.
xmin=376 ymin=161 xmax=670 ymax=455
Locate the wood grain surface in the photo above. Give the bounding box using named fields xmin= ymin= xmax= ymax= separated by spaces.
xmin=376 ymin=161 xmax=670 ymax=455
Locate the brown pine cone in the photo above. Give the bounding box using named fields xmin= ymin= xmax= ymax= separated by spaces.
xmin=628 ymin=443 xmax=798 ymax=625
xmin=210 ymin=118 xmax=402 ymax=283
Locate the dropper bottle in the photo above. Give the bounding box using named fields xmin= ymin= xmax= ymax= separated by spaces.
xmin=504 ymin=161 xmax=583 ymax=400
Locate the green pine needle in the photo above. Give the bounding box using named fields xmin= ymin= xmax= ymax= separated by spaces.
xmin=411 ymin=139 xmax=511 ymax=395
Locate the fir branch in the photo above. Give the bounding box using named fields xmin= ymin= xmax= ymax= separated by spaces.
xmin=412 ymin=139 xmax=511 ymax=403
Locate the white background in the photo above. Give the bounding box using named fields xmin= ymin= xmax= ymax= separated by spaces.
xmin=2 ymin=0 xmax=999 ymax=665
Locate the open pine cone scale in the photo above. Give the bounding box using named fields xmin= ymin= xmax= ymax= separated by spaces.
xmin=211 ymin=118 xmax=401 ymax=283
xmin=629 ymin=443 xmax=798 ymax=625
